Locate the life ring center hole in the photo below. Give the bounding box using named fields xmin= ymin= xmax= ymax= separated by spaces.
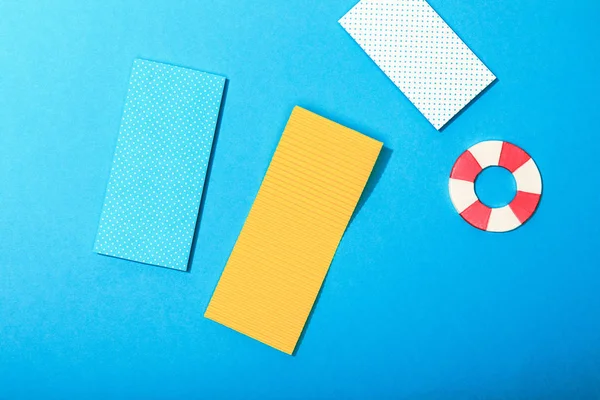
xmin=474 ymin=166 xmax=517 ymax=208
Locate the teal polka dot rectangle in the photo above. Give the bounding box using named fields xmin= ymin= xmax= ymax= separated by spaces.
xmin=94 ymin=59 xmax=226 ymax=271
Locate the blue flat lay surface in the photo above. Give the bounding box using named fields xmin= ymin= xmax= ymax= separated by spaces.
xmin=0 ymin=0 xmax=599 ymax=398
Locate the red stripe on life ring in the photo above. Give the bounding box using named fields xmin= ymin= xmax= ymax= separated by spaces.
xmin=460 ymin=201 xmax=492 ymax=230
xmin=450 ymin=150 xmax=482 ymax=182
xmin=499 ymin=142 xmax=531 ymax=173
xmin=509 ymin=191 xmax=541 ymax=223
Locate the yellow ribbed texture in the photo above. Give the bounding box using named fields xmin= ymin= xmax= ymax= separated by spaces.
xmin=205 ymin=106 xmax=383 ymax=354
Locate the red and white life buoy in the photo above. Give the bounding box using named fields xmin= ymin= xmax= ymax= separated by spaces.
xmin=449 ymin=140 xmax=542 ymax=232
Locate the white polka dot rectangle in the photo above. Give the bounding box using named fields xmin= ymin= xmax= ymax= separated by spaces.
xmin=339 ymin=0 xmax=496 ymax=130
xmin=94 ymin=59 xmax=226 ymax=271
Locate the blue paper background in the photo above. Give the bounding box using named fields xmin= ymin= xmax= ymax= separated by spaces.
xmin=1 ymin=0 xmax=599 ymax=398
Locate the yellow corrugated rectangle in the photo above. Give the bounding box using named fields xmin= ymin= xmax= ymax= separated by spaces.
xmin=205 ymin=106 xmax=383 ymax=354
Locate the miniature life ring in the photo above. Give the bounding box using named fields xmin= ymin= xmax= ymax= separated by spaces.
xmin=449 ymin=140 xmax=542 ymax=232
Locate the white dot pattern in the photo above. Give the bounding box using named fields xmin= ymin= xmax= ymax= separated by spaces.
xmin=94 ymin=59 xmax=226 ymax=271
xmin=339 ymin=0 xmax=496 ymax=130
